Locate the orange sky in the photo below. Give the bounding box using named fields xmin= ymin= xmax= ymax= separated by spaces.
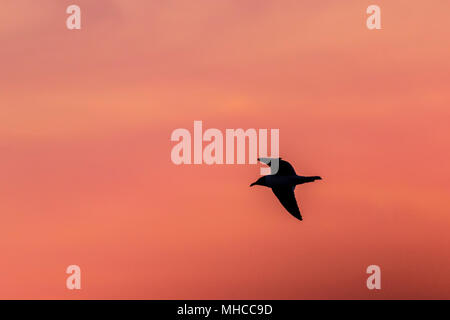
xmin=1 ymin=0 xmax=449 ymax=299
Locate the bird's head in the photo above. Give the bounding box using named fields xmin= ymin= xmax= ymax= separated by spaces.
xmin=250 ymin=176 xmax=266 ymax=187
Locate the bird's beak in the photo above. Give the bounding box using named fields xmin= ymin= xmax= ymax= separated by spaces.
xmin=250 ymin=182 xmax=256 ymax=187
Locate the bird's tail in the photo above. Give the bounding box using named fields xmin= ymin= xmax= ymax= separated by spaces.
xmin=303 ymin=176 xmax=322 ymax=183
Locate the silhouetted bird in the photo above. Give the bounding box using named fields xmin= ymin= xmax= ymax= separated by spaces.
xmin=250 ymin=158 xmax=321 ymax=221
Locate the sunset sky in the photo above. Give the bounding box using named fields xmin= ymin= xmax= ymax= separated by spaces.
xmin=1 ymin=0 xmax=449 ymax=299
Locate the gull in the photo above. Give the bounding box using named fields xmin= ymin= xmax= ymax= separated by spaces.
xmin=250 ymin=158 xmax=322 ymax=221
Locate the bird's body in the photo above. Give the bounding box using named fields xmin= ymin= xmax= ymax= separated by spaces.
xmin=250 ymin=158 xmax=322 ymax=221
xmin=263 ymin=175 xmax=319 ymax=188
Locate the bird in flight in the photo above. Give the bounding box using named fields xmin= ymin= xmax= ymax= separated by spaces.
xmin=250 ymin=158 xmax=322 ymax=221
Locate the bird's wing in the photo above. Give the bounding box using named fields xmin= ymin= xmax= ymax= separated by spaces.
xmin=272 ymin=187 xmax=302 ymax=220
xmin=258 ymin=158 xmax=297 ymax=176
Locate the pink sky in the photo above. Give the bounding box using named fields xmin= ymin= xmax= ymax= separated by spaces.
xmin=0 ymin=0 xmax=449 ymax=299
